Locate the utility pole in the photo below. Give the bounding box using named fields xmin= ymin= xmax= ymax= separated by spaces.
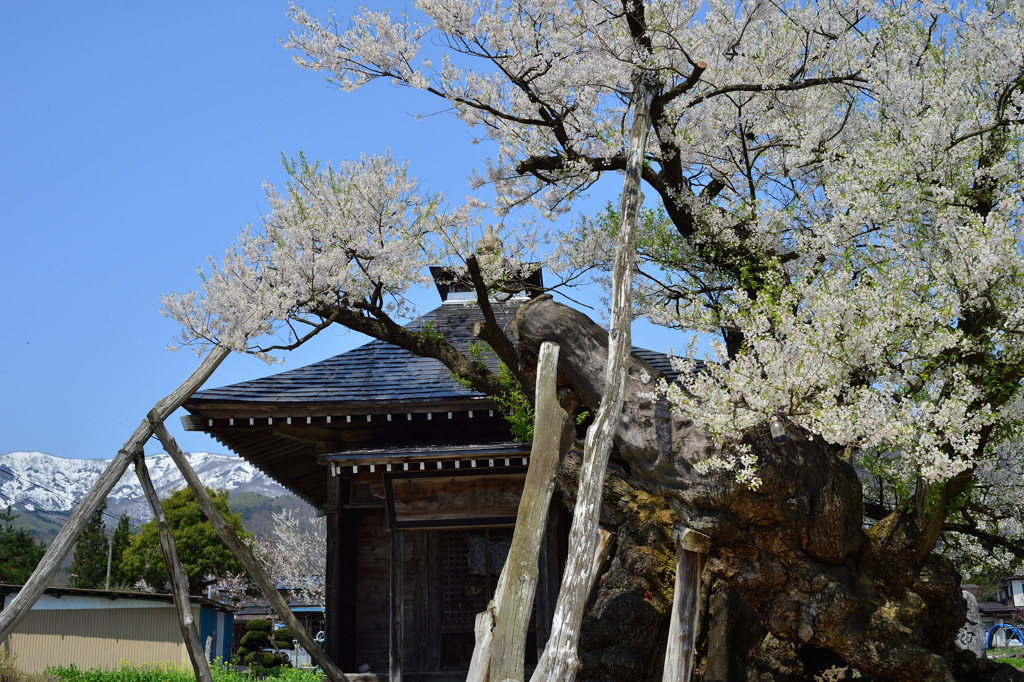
xmin=105 ymin=534 xmax=113 ymax=590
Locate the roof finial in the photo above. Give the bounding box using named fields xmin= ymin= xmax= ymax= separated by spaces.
xmin=475 ymin=225 xmax=503 ymax=256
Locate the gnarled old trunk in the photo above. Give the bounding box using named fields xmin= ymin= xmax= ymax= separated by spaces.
xmin=512 ymin=296 xmax=985 ymax=681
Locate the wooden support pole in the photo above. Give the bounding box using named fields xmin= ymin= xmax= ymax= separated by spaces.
xmin=490 ymin=342 xmax=569 ymax=682
xmin=465 ymin=343 xmax=570 ymax=682
xmin=662 ymin=526 xmax=710 ymax=682
xmin=534 ymin=505 xmax=558 ymax=660
xmin=390 ymin=529 xmax=404 ymax=682
xmin=533 ymin=528 xmax=613 ymax=680
xmin=0 ymin=345 xmax=230 ymax=641
xmin=529 ymin=78 xmax=656 ymax=682
xmin=149 ymin=420 xmax=350 ymax=682
xmin=135 ymin=451 xmax=213 ymax=682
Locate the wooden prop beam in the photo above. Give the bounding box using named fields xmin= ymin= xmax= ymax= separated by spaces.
xmin=529 ymin=77 xmax=656 ymax=682
xmin=0 ymin=345 xmax=230 ymax=641
xmin=149 ymin=420 xmax=350 ymax=682
xmin=135 ymin=451 xmax=214 ymax=682
xmin=466 ymin=343 xmax=569 ymax=682
xmin=662 ymin=526 xmax=710 ymax=682
xmin=532 ymin=528 xmax=613 ymax=680
xmin=490 ymin=342 xmax=569 ymax=682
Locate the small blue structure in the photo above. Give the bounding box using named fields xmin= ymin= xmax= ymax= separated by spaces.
xmin=986 ymin=623 xmax=1024 ymax=648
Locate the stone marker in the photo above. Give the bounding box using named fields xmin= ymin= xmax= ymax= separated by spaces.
xmin=957 ymin=590 xmax=986 ymax=658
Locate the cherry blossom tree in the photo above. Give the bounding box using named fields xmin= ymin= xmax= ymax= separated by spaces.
xmin=165 ymin=0 xmax=1024 ymax=679
xmin=217 ymin=510 xmax=326 ymax=613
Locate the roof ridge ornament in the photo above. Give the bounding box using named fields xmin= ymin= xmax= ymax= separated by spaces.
xmin=475 ymin=225 xmax=503 ymax=256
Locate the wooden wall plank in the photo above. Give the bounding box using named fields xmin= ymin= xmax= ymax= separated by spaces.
xmin=389 ymin=473 xmax=526 ymax=526
xmin=355 ymin=510 xmax=390 ymax=671
xmin=412 ymin=531 xmax=442 ymax=672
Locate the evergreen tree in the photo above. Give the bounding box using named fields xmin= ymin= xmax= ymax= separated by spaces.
xmin=120 ymin=487 xmax=250 ymax=594
xmin=0 ymin=506 xmax=46 ymax=584
xmin=69 ymin=500 xmax=109 ymax=589
xmin=110 ymin=511 xmax=132 ymax=588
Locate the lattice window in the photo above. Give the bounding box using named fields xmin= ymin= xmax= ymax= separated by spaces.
xmin=440 ymin=528 xmax=513 ymax=628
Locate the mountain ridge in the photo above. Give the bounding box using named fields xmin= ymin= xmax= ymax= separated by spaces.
xmin=0 ymin=451 xmax=298 ymax=536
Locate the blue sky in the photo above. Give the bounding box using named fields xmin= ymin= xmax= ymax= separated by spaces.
xmin=0 ymin=1 xmax=687 ymax=461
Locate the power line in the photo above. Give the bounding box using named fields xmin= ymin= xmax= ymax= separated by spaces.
xmin=0 ymin=466 xmax=124 ymax=529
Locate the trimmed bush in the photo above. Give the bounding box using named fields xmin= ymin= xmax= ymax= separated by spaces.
xmin=273 ymin=629 xmax=295 ymax=651
xmin=246 ymin=618 xmax=273 ymax=633
xmin=233 ymin=618 xmax=291 ymax=670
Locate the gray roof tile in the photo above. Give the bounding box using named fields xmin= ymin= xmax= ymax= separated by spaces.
xmin=187 ymin=301 xmax=682 ymax=408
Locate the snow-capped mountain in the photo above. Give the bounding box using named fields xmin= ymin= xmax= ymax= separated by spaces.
xmin=0 ymin=451 xmax=291 ymax=524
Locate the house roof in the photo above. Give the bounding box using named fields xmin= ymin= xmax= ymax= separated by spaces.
xmin=0 ymin=584 xmax=234 ymax=612
xmin=182 ymin=298 xmax=682 ymax=509
xmin=979 ymin=600 xmax=1020 ymax=617
xmin=186 ymin=301 xmax=519 ymax=409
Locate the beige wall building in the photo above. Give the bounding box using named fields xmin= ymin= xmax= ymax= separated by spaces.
xmin=0 ymin=586 xmax=233 ymax=674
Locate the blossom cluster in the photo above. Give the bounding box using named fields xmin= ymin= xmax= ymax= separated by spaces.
xmin=162 ymin=152 xmax=545 ymax=360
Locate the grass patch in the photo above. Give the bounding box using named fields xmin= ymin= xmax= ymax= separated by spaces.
xmin=44 ymin=662 xmax=323 ymax=682
xmin=995 ymin=657 xmax=1024 ymax=670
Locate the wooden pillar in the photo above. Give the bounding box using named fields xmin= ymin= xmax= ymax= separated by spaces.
xmin=326 ymin=473 xmax=358 ymax=670
xmin=325 ymin=474 xmax=340 ymax=665
xmin=662 ymin=526 xmax=710 ymax=682
xmin=414 ymin=531 xmax=441 ymax=671
xmin=339 ymin=506 xmax=359 ymax=671
xmin=135 ymin=452 xmax=213 ymax=682
xmin=390 ymin=529 xmax=404 ymax=682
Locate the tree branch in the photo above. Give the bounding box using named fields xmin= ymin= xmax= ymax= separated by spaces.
xmin=313 ymin=302 xmax=506 ymax=397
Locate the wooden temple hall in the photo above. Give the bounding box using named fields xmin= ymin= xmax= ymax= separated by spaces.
xmin=181 ymin=272 xmax=568 ymax=678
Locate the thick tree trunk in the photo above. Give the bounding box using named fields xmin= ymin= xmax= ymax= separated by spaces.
xmin=701 ymin=579 xmax=767 ymax=682
xmin=513 ymin=297 xmax=971 ymax=681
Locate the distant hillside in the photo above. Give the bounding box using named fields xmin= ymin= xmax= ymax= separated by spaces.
xmin=0 ymin=451 xmax=316 ymax=543
xmin=228 ymin=492 xmax=319 ymax=538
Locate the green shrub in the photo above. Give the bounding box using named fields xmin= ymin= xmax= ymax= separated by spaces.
xmin=237 ymin=632 xmax=266 ymax=651
xmin=233 ymin=618 xmax=291 ymax=668
xmin=246 ymin=619 xmax=272 ymax=633
xmin=273 ymin=629 xmax=294 ymax=651
xmin=244 ymin=651 xmax=281 ymax=669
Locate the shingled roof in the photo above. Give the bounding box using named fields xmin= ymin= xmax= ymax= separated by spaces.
xmin=186 ymin=300 xmax=518 ymax=409
xmin=182 ymin=297 xmax=682 ymax=508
